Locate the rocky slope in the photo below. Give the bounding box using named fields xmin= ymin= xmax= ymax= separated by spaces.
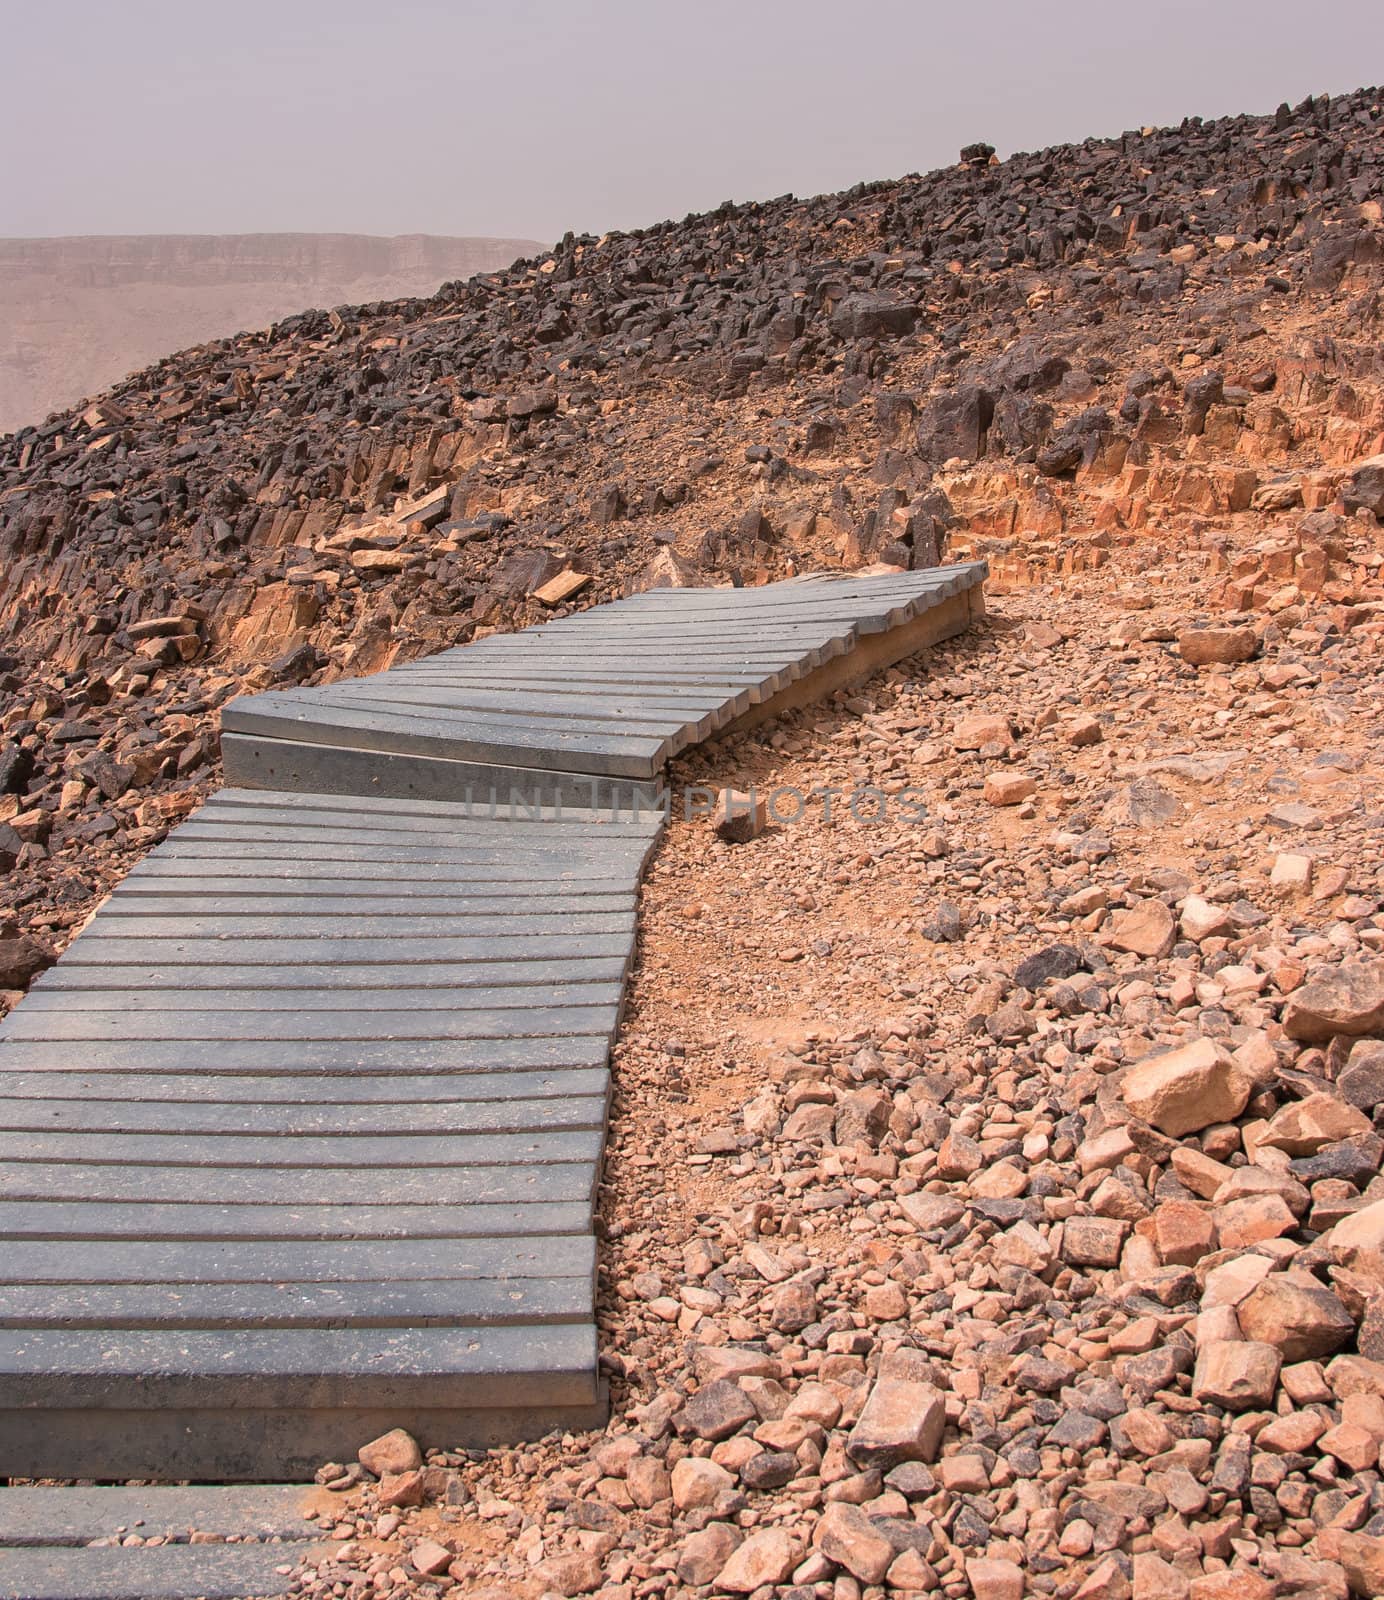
xmin=4 ymin=86 xmax=1384 ymax=1600
xmin=0 ymin=232 xmax=545 ymax=434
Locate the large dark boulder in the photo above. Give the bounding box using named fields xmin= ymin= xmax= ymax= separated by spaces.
xmin=915 ymin=386 xmax=994 ymax=464
xmin=0 ymin=744 xmax=32 ymax=796
xmin=830 ymin=296 xmax=919 ymax=341
xmin=1343 ymin=455 xmax=1384 ymax=518
xmin=0 ymin=933 xmax=54 ymax=989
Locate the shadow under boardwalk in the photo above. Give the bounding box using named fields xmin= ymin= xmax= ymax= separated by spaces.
xmin=0 ymin=563 xmax=985 ymax=1479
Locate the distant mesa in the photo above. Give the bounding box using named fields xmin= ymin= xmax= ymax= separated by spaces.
xmin=0 ymin=232 xmax=547 ymax=435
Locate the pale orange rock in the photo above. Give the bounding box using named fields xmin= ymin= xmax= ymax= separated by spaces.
xmin=1193 ymin=1339 xmax=1281 ymax=1409
xmin=1119 ymin=1038 xmax=1251 ymax=1136
xmin=1216 ymin=1193 xmax=1298 ymax=1249
xmin=952 ymin=713 xmax=1013 ymax=749
xmin=716 ymin=1529 xmax=800 ymax=1592
xmin=1107 ymin=897 xmax=1176 ymax=958
xmin=983 ymin=771 xmax=1037 ymax=806
xmin=1179 ymin=626 xmax=1258 ymax=665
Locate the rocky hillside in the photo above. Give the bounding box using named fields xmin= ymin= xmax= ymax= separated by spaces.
xmin=4 ymin=86 xmax=1384 ymax=1600
xmin=0 ymin=232 xmax=545 ymax=434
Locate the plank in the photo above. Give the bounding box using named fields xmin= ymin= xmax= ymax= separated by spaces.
xmin=221 ymin=696 xmax=668 ymax=777
xmin=0 ymin=1323 xmax=602 ymax=1408
xmin=101 ymin=893 xmax=636 ymax=917
xmin=311 ymin=695 xmax=717 ymax=754
xmin=155 ymin=836 xmax=648 ymax=865
xmin=211 ymin=785 xmax=662 ymax=829
xmin=387 ymin=665 xmax=784 ymax=701
xmin=135 ymin=810 xmax=657 ymax=848
xmin=0 ymin=1128 xmax=604 ymax=1170
xmin=0 ymin=1483 xmax=319 ymax=1546
xmin=0 ymin=1162 xmax=597 ymax=1206
xmin=0 ymin=1068 xmax=607 ymax=1103
xmin=219 ymin=731 xmax=669 ymax=813
xmin=317 ymin=679 xmax=734 ymax=719
xmin=0 ymin=1544 xmax=315 ymax=1600
xmin=230 ymin=685 xmax=685 ymax=737
xmin=21 ymin=984 xmax=622 ymax=1015
xmin=0 ymin=1277 xmax=589 ymax=1329
xmin=0 ymin=1200 xmax=589 ymax=1241
xmin=33 ymin=957 xmax=627 ymax=991
xmin=539 ymin=601 xmax=910 ymax=631
xmin=115 ymin=880 xmax=638 ymax=906
xmin=355 ymin=674 xmax=759 ymax=710
xmin=406 ymin=632 xmax=830 ymax=658
xmin=45 ymin=934 xmax=637 ymax=968
xmin=0 ymin=1004 xmax=621 ymax=1042
xmin=165 ymin=822 xmax=645 ymax=857
xmin=598 ymin=566 xmax=978 ymax=605
xmin=0 ymin=1095 xmax=608 ymax=1137
xmin=131 ymin=854 xmax=644 ymax=880
xmin=377 ymin=668 xmax=755 ymax=713
xmin=81 ymin=911 xmax=635 ymax=939
xmin=0 ymin=1235 xmax=595 ymax=1284
xmin=0 ymin=1036 xmax=613 ymax=1072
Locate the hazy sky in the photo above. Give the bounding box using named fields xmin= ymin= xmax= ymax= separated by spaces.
xmin=3 ymin=0 xmax=1380 ymax=246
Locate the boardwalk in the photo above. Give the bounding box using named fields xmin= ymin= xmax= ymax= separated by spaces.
xmin=0 ymin=563 xmax=984 ymax=1480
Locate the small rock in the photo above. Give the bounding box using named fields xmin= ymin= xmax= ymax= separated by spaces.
xmin=899 ymin=1192 xmax=966 ymax=1232
xmin=1340 ymin=1040 xmax=1384 ymax=1110
xmin=532 ymin=1551 xmax=603 ymax=1596
xmin=1179 ymin=895 xmax=1233 ymax=943
xmin=1189 ymin=1574 xmax=1272 ymax=1600
xmin=1193 ymin=1340 xmax=1282 ymax=1410
xmin=1237 ymin=1276 xmax=1356 ymax=1362
xmin=770 ymin=1278 xmax=819 ymax=1332
xmin=1145 ymin=1199 xmax=1217 ymax=1266
xmin=411 ymin=1539 xmax=453 ymax=1578
xmin=1216 ymin=1193 xmax=1298 ymax=1248
xmin=814 ymin=1502 xmax=893 ymax=1584
xmin=670 ymin=1456 xmax=734 ymax=1510
xmin=376 ymin=1470 xmax=424 ymax=1508
xmin=953 ymin=713 xmax=1013 ymax=750
xmin=739 ymin=1449 xmax=797 ymax=1490
xmin=1329 ymin=1198 xmax=1384 ymax=1258
xmin=358 ymin=1428 xmax=421 ymax=1477
xmin=0 ymin=934 xmax=55 ymax=990
xmin=1108 ymin=897 xmax=1177 ymax=958
xmin=679 ymin=1380 xmax=757 ymax=1441
xmin=678 ymin=1524 xmax=743 ymax=1585
xmin=847 ymin=1377 xmax=946 ymax=1468
xmin=716 ymin=1529 xmax=799 ymax=1592
xmin=1337 ymin=1531 xmax=1384 ymax=1598
xmin=1015 ymin=943 xmax=1084 ymax=989
xmin=712 ymin=788 xmax=769 ymax=844
xmin=983 ymin=771 xmax=1037 ymax=806
xmin=1065 ymin=714 xmax=1104 ymax=747
xmin=1179 ymin=627 xmax=1258 ymax=665
xmin=966 ymin=1556 xmax=1026 ymax=1600
xmin=1270 ymin=851 xmax=1314 ymax=894
xmin=1257 ymin=1092 xmax=1372 ymax=1156
xmin=1061 ymin=1215 xmax=1129 ymax=1268
xmin=1283 ymin=958 xmax=1384 ymax=1042
xmin=1120 ymin=1038 xmax=1251 ymax=1136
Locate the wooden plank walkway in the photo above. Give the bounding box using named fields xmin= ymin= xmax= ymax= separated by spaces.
xmin=0 ymin=564 xmax=985 ymax=1483
xmin=220 ymin=564 xmax=985 ymax=802
xmin=0 ymin=1486 xmax=325 ymax=1599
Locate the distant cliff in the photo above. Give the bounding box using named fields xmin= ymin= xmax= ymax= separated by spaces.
xmin=0 ymin=232 xmax=546 ymax=434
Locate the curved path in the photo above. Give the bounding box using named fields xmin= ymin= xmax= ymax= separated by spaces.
xmin=0 ymin=563 xmax=985 ymax=1484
